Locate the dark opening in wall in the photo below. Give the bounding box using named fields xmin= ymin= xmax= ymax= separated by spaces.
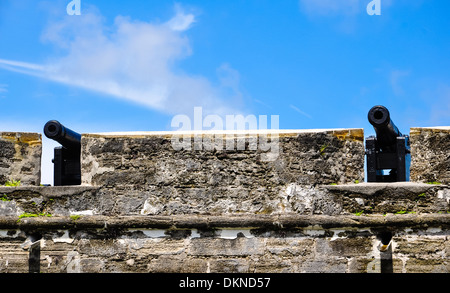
xmin=27 ymin=233 xmax=42 ymax=273
xmin=378 ymin=231 xmax=392 ymax=246
xmin=377 ymin=231 xmax=393 ymax=273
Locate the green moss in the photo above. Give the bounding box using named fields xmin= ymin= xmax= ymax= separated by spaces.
xmin=18 ymin=212 xmax=39 ymax=219
xmin=70 ymin=215 xmax=81 ymax=221
xmin=395 ymin=210 xmax=416 ymax=215
xmin=5 ymin=180 xmax=20 ymax=187
xmin=426 ymin=181 xmax=441 ymax=185
xmin=17 ymin=212 xmax=52 ymax=222
xmin=319 ymin=144 xmax=329 ymax=156
xmin=0 ymin=194 xmax=10 ymax=201
xmin=354 ymin=211 xmax=364 ymax=216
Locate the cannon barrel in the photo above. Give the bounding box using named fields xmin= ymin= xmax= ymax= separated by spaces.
xmin=366 ymin=105 xmax=410 ymax=182
xmin=43 ymin=120 xmax=81 ymax=186
xmin=368 ymin=105 xmax=402 ymax=148
xmin=44 ymin=120 xmax=81 ymax=150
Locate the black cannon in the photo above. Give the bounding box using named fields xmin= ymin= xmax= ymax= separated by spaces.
xmin=44 ymin=120 xmax=81 ymax=186
xmin=365 ymin=106 xmax=411 ymax=182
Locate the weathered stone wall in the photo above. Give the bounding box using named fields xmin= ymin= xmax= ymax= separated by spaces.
xmin=80 ymin=129 xmax=364 ymax=215
xmin=410 ymin=127 xmax=450 ymax=185
xmin=0 ymin=182 xmax=448 ymax=218
xmin=0 ymin=127 xmax=449 ymax=274
xmin=0 ymin=225 xmax=448 ymax=273
xmin=0 ymin=182 xmax=448 ymax=273
xmin=0 ymin=132 xmax=41 ymax=186
xmin=0 ymin=213 xmax=448 ymax=273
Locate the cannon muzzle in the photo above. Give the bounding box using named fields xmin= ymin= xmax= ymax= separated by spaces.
xmin=44 ymin=120 xmax=81 ymax=150
xmin=368 ymin=105 xmax=402 ymax=149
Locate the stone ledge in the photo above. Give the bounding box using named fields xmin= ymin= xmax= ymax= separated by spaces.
xmin=0 ymin=186 xmax=99 ymax=197
xmin=1 ymin=214 xmax=448 ymax=230
xmin=321 ymin=182 xmax=448 ymax=193
xmin=1 ymin=183 xmax=448 ymax=217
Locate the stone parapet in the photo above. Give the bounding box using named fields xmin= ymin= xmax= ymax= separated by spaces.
xmin=0 ymin=132 xmax=41 ymax=186
xmin=410 ymin=127 xmax=450 ymax=184
xmin=79 ymin=129 xmax=364 ymax=215
xmin=80 ymin=128 xmax=364 ymax=187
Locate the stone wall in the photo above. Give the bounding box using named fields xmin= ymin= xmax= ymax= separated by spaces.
xmin=410 ymin=127 xmax=450 ymax=184
xmin=0 ymin=213 xmax=448 ymax=273
xmin=0 ymin=127 xmax=449 ymax=274
xmin=0 ymin=132 xmax=41 ymax=186
xmin=80 ymin=129 xmax=364 ymax=216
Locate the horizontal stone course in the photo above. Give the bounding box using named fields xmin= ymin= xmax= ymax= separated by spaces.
xmin=1 ymin=182 xmax=448 ymax=217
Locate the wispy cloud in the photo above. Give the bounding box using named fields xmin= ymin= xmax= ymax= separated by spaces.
xmin=299 ymin=0 xmax=361 ymax=16
xmin=299 ymin=0 xmax=394 ymax=16
xmin=298 ymin=0 xmax=396 ymax=33
xmin=0 ymin=5 xmax=244 ymax=116
xmin=289 ymin=104 xmax=312 ymax=119
xmin=0 ymin=83 xmax=8 ymax=93
xmin=298 ymin=0 xmax=363 ymax=34
xmin=0 ymin=83 xmax=7 ymax=99
xmin=427 ymin=84 xmax=450 ymax=126
xmin=390 ymin=69 xmax=410 ymax=96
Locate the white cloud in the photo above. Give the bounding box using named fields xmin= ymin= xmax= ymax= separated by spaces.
xmin=0 ymin=5 xmax=244 ymax=116
xmin=167 ymin=4 xmax=196 ymax=31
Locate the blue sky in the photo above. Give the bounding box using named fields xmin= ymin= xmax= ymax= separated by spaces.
xmin=0 ymin=0 xmax=449 ymax=184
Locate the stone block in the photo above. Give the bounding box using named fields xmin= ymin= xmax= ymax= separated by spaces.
xmin=188 ymin=237 xmax=264 ymax=256
xmin=0 ymin=132 xmax=41 ymax=186
xmin=147 ymin=255 xmax=207 ymax=273
xmin=410 ymin=127 xmax=450 ymax=184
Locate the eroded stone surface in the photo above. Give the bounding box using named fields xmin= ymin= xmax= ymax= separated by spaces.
xmin=410 ymin=127 xmax=450 ymax=184
xmin=0 ymin=132 xmax=41 ymax=186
